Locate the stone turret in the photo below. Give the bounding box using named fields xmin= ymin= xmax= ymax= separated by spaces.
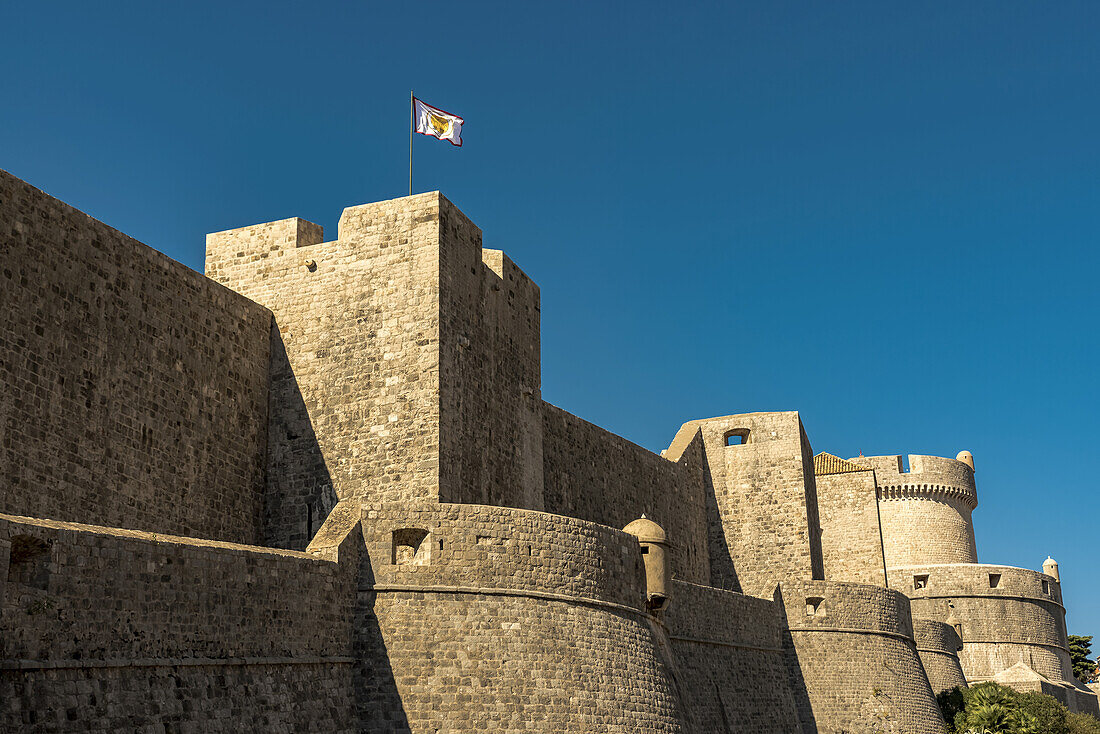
xmin=624 ymin=516 xmax=671 ymax=612
xmin=1044 ymin=556 xmax=1060 ymax=582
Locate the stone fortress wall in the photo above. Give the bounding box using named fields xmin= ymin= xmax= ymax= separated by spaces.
xmin=0 ymin=170 xmax=271 ymax=545
xmin=666 ymin=411 xmax=825 ymax=595
xmin=912 ymin=618 xmax=968 ymax=694
xmin=773 ymin=580 xmax=945 ymax=734
xmin=814 ymin=446 xmax=1098 ymax=716
xmin=0 ymin=512 xmax=358 ymax=732
xmin=1 ymin=167 xmax=1094 ymax=731
xmin=336 ymin=502 xmax=692 ymax=732
xmin=813 ymin=455 xmax=886 ymax=586
xmin=889 ymin=562 xmax=1096 ymax=712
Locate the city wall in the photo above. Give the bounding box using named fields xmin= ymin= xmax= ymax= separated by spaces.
xmin=775 ymin=579 xmax=945 ymax=734
xmin=0 ymin=513 xmax=358 ymax=732
xmin=664 ymin=580 xmax=802 ymax=732
xmin=813 ymin=453 xmax=886 ymax=586
xmin=667 ymin=412 xmax=824 ymax=595
xmin=344 ymin=502 xmax=691 ymax=732
xmin=541 ymin=403 xmax=709 ymax=583
xmin=912 ymin=618 xmax=967 ymax=694
xmin=889 ymin=564 xmax=1089 ymax=697
xmin=0 ymin=170 xmax=271 ymax=544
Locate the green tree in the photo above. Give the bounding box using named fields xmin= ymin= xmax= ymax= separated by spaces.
xmin=1069 ymin=635 xmax=1096 ymax=683
xmin=1067 ymin=711 xmax=1100 ymax=734
xmin=942 ymin=682 xmax=1076 ymax=734
xmin=1013 ymin=690 xmax=1069 ymax=734
xmin=955 ymin=683 xmax=1019 ymax=732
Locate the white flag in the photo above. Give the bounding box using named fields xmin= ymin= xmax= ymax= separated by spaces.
xmin=414 ymin=98 xmax=464 ymax=147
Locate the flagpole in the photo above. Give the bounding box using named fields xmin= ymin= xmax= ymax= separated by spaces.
xmin=408 ymin=90 xmax=414 ymax=196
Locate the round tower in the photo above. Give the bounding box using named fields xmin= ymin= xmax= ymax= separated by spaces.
xmin=854 ymin=453 xmax=978 ymax=568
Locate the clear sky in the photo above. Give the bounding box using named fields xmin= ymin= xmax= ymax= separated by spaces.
xmin=2 ymin=2 xmax=1097 ymax=636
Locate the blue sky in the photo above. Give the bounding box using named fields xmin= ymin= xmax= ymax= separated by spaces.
xmin=2 ymin=2 xmax=1097 ymax=636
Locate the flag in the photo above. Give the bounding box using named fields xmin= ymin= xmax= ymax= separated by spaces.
xmin=414 ymin=97 xmax=464 ymax=147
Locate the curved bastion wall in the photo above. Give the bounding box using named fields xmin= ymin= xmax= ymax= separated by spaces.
xmin=889 ymin=564 xmax=1073 ymax=686
xmin=343 ymin=502 xmax=691 ymax=733
xmin=774 ymin=579 xmax=945 ymax=734
xmin=913 ymin=618 xmax=967 ymax=694
xmin=663 ymin=580 xmax=802 ymax=732
xmin=855 ymin=454 xmax=978 ymax=567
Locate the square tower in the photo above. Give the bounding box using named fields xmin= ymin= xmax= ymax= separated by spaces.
xmin=206 ymin=192 xmax=543 ymax=548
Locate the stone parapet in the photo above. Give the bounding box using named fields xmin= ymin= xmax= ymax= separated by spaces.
xmin=349 ymin=502 xmax=689 ymax=732
xmin=854 ymin=454 xmax=978 ymax=509
xmin=0 ymin=512 xmax=358 ymax=730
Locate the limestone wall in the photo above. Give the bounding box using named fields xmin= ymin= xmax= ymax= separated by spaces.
xmin=206 ymin=193 xmax=544 ymax=548
xmin=666 ymin=412 xmax=824 ymax=595
xmin=890 ymin=563 xmax=1073 ymax=685
xmin=775 ymin=579 xmax=945 ymax=734
xmin=353 ymin=502 xmax=690 ymax=732
xmin=541 ymin=403 xmax=709 ymax=583
xmin=814 ymin=454 xmax=886 ymax=585
xmin=856 ymin=454 xmax=978 ymax=567
xmin=0 ymin=513 xmax=357 ymax=731
xmin=664 ymin=580 xmax=802 ymax=732
xmin=913 ymin=618 xmax=967 ymax=693
xmin=0 ymin=169 xmax=271 ymax=544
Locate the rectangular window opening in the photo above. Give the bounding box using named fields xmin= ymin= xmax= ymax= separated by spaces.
xmin=913 ymin=574 xmax=929 ymax=590
xmin=989 ymin=573 xmax=1002 ymax=589
xmin=725 ymin=429 xmax=750 ymax=446
xmin=806 ymin=597 xmax=825 ymax=615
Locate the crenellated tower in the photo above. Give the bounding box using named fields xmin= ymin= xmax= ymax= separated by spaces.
xmin=851 ymin=452 xmax=978 ymax=568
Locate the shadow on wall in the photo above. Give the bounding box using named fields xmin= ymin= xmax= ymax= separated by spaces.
xmin=774 ymin=586 xmax=818 ymax=734
xmin=356 ymin=547 xmax=412 ymax=732
xmin=269 ymin=328 xmax=412 ymax=727
xmin=702 ymin=447 xmax=742 ymax=594
xmin=266 ymin=324 xmax=337 ymax=550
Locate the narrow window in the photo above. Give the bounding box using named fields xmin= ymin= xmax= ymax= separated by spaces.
xmin=806 ymin=597 xmax=825 ymax=615
xmin=1042 ymin=580 xmax=1051 ymax=596
xmin=913 ymin=574 xmax=929 ymax=590
xmin=725 ymin=429 xmax=750 ymax=446
xmin=988 ymin=573 xmax=1002 ymax=589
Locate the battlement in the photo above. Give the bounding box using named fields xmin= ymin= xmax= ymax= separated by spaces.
xmin=851 ymin=454 xmax=977 ymax=509
xmin=203 ymin=191 xmax=544 ymax=545
xmin=889 ymin=563 xmax=1064 ymax=607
